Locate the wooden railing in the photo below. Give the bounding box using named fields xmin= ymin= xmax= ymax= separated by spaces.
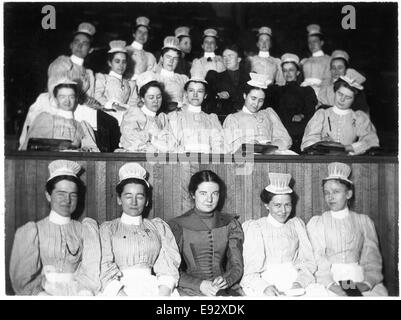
xmin=4 ymin=151 xmax=399 ymax=296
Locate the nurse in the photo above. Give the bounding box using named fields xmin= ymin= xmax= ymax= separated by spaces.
xmin=126 ymin=16 xmax=157 ymax=79
xmin=241 ymin=173 xmax=316 ymax=296
xmin=246 ymin=26 xmax=285 ymax=85
xmin=137 ymin=36 xmax=189 ymax=113
xmin=190 ymin=28 xmax=226 ymax=78
xmin=9 ymin=160 xmax=101 ymax=295
xmin=301 ymin=68 xmax=379 ymax=155
xmin=100 ymin=163 xmax=181 ymax=296
xmin=307 ymin=162 xmax=388 ymax=296
xmin=168 ymin=170 xmax=244 ymax=296
xmin=94 ymin=40 xmax=138 ymax=125
xmin=223 ymin=73 xmax=292 ymax=154
xmin=300 ymin=24 xmax=331 ymax=97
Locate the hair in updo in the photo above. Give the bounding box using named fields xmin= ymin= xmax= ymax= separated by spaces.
xmin=333 ymin=78 xmax=360 ymax=96
xmin=260 ymin=189 xmax=294 ymax=205
xmin=139 ymin=81 xmax=163 ymax=98
xmin=46 ymin=175 xmax=83 ymax=195
xmin=116 ymin=177 xmax=150 ymax=199
xmin=53 ymin=83 xmax=78 ymax=98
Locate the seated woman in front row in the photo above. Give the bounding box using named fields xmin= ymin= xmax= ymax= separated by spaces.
xmin=20 ymin=79 xmax=99 ymax=151
xmin=307 ymin=162 xmax=387 ymax=296
xmin=223 ymin=73 xmax=293 ymax=154
xmin=241 ymin=173 xmax=316 ymax=296
xmin=301 ymin=69 xmax=379 ymax=155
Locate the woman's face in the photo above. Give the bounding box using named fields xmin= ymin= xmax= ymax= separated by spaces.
xmin=265 ymin=194 xmax=292 ymax=224
xmin=108 ymin=52 xmax=127 ymax=75
xmin=282 ymin=62 xmax=299 ymax=82
xmin=256 ymin=34 xmax=271 ymax=52
xmin=334 ymin=86 xmax=355 ymax=110
xmin=308 ymin=35 xmax=323 ymax=53
xmin=142 ymin=86 xmax=162 ymax=112
xmin=202 ymin=36 xmax=217 ymax=53
xmin=162 ymin=49 xmax=180 ymax=72
xmin=243 ymin=89 xmax=265 ymax=113
xmin=117 ymin=183 xmax=148 ymax=217
xmin=179 ymin=37 xmax=192 ymax=54
xmin=323 ymin=180 xmax=352 ymax=212
xmin=331 ymin=59 xmax=347 ymax=80
xmin=134 ymin=26 xmax=149 ymax=45
xmin=56 ymin=88 xmax=76 ymax=111
xmin=70 ymin=33 xmax=91 ymax=59
xmin=193 ymin=182 xmax=220 ymax=213
xmin=45 ymin=180 xmax=78 ymax=217
xmin=186 ymin=82 xmax=206 ymax=107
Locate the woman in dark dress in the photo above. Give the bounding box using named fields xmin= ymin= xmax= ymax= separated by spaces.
xmin=168 ymin=170 xmax=244 ymax=296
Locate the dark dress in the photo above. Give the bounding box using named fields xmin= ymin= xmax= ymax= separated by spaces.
xmin=266 ymin=81 xmax=317 ymax=152
xmin=95 ymin=110 xmax=121 ymax=152
xmin=168 ymin=208 xmax=244 ymax=296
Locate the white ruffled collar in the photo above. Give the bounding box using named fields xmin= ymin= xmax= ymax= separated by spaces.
xmin=49 ymin=210 xmax=71 ymax=225
xmin=242 ymin=106 xmax=254 ymax=114
xmin=131 ymin=40 xmax=143 ymax=50
xmin=70 ymin=55 xmax=84 ymax=66
xmin=258 ymin=51 xmax=270 ymax=58
xmin=331 ymin=207 xmax=349 ymax=219
xmin=204 ymin=52 xmax=215 ymax=59
xmin=187 ymin=104 xmax=202 ymax=113
xmin=266 ymin=213 xmax=285 ymax=227
xmin=121 ymin=212 xmax=143 ymax=225
xmin=142 ymin=105 xmax=157 ymax=117
xmin=333 ymin=105 xmax=351 ymax=115
xmin=55 ymin=109 xmax=74 ymax=119
xmin=160 ymin=68 xmax=174 ymax=78
xmin=109 ymin=70 xmax=123 ymax=80
xmin=312 ymin=50 xmax=324 ymax=57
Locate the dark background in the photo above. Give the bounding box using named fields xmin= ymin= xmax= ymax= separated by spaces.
xmin=3 ymin=2 xmax=398 ymax=151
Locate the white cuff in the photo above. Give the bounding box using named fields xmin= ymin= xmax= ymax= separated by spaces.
xmin=362 ymin=280 xmax=373 ymax=290
xmin=351 ymin=141 xmax=365 ymax=155
xmin=102 ymin=279 xmax=123 ymax=296
xmin=326 ymin=281 xmax=336 ymax=289
xmin=104 ymin=100 xmax=116 ymax=110
xmin=157 ymin=275 xmax=177 ymax=290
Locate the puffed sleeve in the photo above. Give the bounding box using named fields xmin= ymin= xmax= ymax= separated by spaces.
xmin=358 ymin=215 xmax=384 ymax=288
xmin=223 ymin=114 xmax=241 ymax=153
xmin=152 ymin=218 xmax=181 ymax=290
xmin=190 ymin=58 xmax=204 ymax=78
xmin=86 ymin=69 xmax=96 ymax=98
xmin=274 ymin=58 xmax=285 ymax=86
xmin=266 ymin=108 xmax=292 ymax=150
xmin=168 ymin=219 xmax=203 ymax=291
xmin=222 ymin=217 xmax=244 ymax=288
xmin=78 ymin=120 xmax=100 ymax=152
xmin=151 ymin=113 xmax=177 ymax=152
xmin=20 ymin=112 xmax=54 ymax=150
xmin=94 ymin=73 xmax=109 ymax=106
xmin=307 ymin=215 xmax=334 ymax=288
xmin=167 ymin=111 xmax=185 ymax=152
xmin=99 ymin=221 xmax=123 ymax=295
xmin=74 ymin=218 xmax=102 ymax=295
xmin=119 ymin=108 xmax=151 ymax=151
xmin=127 ymin=80 xmax=139 ymax=108
xmin=9 ymin=222 xmax=44 ymax=295
xmin=240 ymin=220 xmax=270 ymax=296
xmin=209 ymin=114 xmax=225 ymax=153
xmin=215 ymin=56 xmax=226 ymax=73
xmin=146 ymin=52 xmax=157 ymax=72
xmin=301 ymin=109 xmax=325 ymax=151
xmin=351 ymin=111 xmax=380 ymax=155
xmin=292 ymin=217 xmax=317 ymax=288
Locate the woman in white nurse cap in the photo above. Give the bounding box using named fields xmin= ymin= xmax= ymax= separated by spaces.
xmin=241 ymin=172 xmax=316 ymax=296
xmin=99 ymin=163 xmax=180 ymax=296
xmin=307 ymin=162 xmax=388 ymax=296
xmin=9 ymin=160 xmax=101 ymax=296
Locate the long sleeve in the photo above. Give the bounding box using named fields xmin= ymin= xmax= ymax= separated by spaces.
xmin=351 ymin=111 xmax=380 ymax=155
xmin=274 ymin=58 xmax=286 ymax=86
xmin=222 ymin=218 xmax=244 ymax=287
xmin=292 ymin=218 xmax=317 ymax=287
xmin=78 ymin=120 xmax=100 ymax=152
xmin=86 ymin=69 xmax=96 ymax=98
xmin=307 ymin=216 xmax=334 ymax=287
xmin=10 ymin=222 xmax=44 ymax=295
xmin=301 ymin=109 xmax=325 ymax=151
xmin=223 ymin=114 xmax=241 ymax=153
xmin=119 ymin=108 xmax=151 ymax=151
xmin=152 ymin=218 xmax=181 ymax=290
xmin=209 ymin=113 xmax=225 ymax=153
xmin=99 ymin=222 xmax=123 ymax=295
xmin=303 ymin=86 xmax=318 ymax=121
xmin=359 ymin=215 xmax=383 ymax=288
xmin=20 ymin=112 xmax=54 ymax=150
xmin=240 ymin=220 xmax=270 ymax=295
xmin=94 ymin=73 xmax=109 ymax=106
xmin=74 ymin=218 xmax=102 ymax=295
xmin=168 ymin=219 xmax=203 ymax=292
xmin=127 ymin=80 xmax=139 ymax=108
xmin=266 ymin=108 xmax=292 ymax=150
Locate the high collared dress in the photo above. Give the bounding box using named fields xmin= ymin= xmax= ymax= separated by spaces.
xmin=241 ymin=215 xmax=316 ymax=296
xmin=119 ymin=105 xmax=175 ymax=152
xmin=99 ymin=214 xmax=181 ymax=296
xmin=94 ymin=71 xmax=138 ymax=125
xmin=168 ymin=104 xmax=224 ymax=153
xmin=126 ymin=40 xmax=157 ymax=79
xmin=168 ymin=208 xmax=244 ymax=296
xmin=300 ymin=106 xmax=379 ymax=154
xmin=300 ymin=50 xmax=331 ymax=97
xmin=223 ymin=107 xmax=293 ymax=153
xmin=246 ymin=51 xmax=285 ymax=85
xmin=20 ymin=109 xmax=99 ymax=151
xmin=9 ymin=211 xmax=101 ymax=296
xmin=306 ymin=208 xmax=388 ymax=296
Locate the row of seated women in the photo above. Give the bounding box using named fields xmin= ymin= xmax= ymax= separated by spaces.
xmin=10 ymin=160 xmax=387 ymax=296
xmin=18 ymin=20 xmax=379 ymax=154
